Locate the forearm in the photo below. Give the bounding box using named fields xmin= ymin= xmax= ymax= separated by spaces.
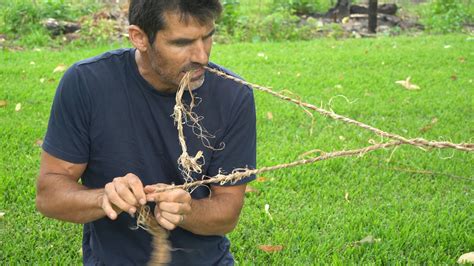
xmin=179 ymin=192 xmax=244 ymax=236
xmin=36 ymin=173 xmax=106 ymax=224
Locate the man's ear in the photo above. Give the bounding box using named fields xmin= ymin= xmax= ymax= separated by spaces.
xmin=128 ymin=25 xmax=150 ymax=52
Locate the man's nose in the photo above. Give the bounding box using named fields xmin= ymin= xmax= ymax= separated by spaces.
xmin=191 ymin=40 xmax=209 ymax=66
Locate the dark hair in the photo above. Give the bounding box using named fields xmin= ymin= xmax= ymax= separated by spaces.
xmin=129 ymin=0 xmax=222 ymax=45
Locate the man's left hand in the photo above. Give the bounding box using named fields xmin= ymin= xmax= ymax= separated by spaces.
xmin=144 ymin=184 xmax=192 ymax=230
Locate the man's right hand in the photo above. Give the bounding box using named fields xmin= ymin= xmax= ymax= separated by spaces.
xmin=101 ymin=173 xmax=147 ymax=220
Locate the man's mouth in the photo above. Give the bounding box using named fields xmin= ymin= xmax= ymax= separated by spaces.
xmin=182 ymin=67 xmax=205 ymax=81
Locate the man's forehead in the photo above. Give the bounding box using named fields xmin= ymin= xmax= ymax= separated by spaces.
xmin=160 ymin=11 xmax=214 ymax=34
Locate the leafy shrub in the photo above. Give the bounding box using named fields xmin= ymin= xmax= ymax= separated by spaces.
xmin=0 ymin=1 xmax=43 ymax=34
xmin=79 ymin=17 xmax=121 ymax=44
xmin=422 ymin=0 xmax=470 ymax=33
xmin=217 ymin=0 xmax=241 ymax=36
xmin=217 ymin=8 xmax=303 ymax=43
xmin=0 ymin=0 xmax=102 ymax=46
xmin=272 ymin=0 xmax=322 ymax=15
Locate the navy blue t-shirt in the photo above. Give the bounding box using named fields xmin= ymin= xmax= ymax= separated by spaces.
xmin=43 ymin=48 xmax=256 ymax=265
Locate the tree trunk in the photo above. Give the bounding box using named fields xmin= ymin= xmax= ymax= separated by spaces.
xmin=368 ymin=0 xmax=378 ymax=33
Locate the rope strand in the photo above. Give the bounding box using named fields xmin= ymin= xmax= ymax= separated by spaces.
xmin=205 ymin=66 xmax=473 ymax=152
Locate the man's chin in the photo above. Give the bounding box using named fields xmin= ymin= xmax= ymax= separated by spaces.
xmin=188 ymin=76 xmax=205 ymax=90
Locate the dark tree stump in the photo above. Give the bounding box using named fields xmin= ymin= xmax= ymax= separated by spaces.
xmin=326 ymin=0 xmax=351 ymax=21
xmin=42 ymin=18 xmax=81 ymax=36
xmin=350 ymin=3 xmax=397 ymax=15
xmin=378 ymin=3 xmax=397 ymax=15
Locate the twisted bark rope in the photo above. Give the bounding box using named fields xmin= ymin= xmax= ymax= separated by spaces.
xmin=136 ymin=206 xmax=171 ymax=265
xmin=147 ymin=140 xmax=404 ymax=193
xmin=172 ymin=72 xmax=204 ymax=182
xmin=204 ymin=66 xmax=474 ymax=152
xmin=139 ymin=67 xmax=473 ymax=265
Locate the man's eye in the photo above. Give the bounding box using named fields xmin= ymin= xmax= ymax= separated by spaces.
xmin=175 ymin=42 xmax=191 ymax=47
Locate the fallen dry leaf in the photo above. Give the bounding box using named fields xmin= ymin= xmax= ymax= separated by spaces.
xmin=264 ymin=204 xmax=273 ymax=220
xmin=256 ymin=176 xmax=268 ymax=182
xmin=395 ymin=77 xmax=420 ymax=90
xmin=245 ymin=186 xmax=260 ymax=194
xmin=0 ymin=100 xmax=7 ymax=107
xmin=459 ymin=57 xmax=466 ymax=63
xmin=15 ymin=103 xmax=22 ymax=112
xmin=353 ymin=235 xmax=381 ymax=246
xmin=344 ymin=191 xmax=350 ymax=202
xmin=258 ymin=245 xmax=283 ymax=252
xmin=458 ymin=252 xmax=474 ymax=264
xmin=451 ymin=75 xmax=458 ymax=81
xmin=419 ymin=117 xmax=438 ymax=133
xmin=53 ymin=64 xmax=67 ymax=73
xmin=266 ymin=112 xmax=273 ymax=120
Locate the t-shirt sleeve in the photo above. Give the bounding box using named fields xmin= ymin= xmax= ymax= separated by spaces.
xmin=42 ymin=65 xmax=91 ymax=164
xmin=207 ymin=86 xmax=257 ymax=186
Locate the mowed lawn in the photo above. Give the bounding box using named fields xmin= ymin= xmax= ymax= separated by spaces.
xmin=0 ymin=34 xmax=473 ymax=264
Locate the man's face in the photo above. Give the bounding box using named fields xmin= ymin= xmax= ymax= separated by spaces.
xmin=146 ymin=11 xmax=215 ymax=91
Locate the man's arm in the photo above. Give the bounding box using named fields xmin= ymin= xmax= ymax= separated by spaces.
xmin=36 ymin=151 xmax=147 ymax=224
xmin=144 ymin=184 xmax=246 ymax=236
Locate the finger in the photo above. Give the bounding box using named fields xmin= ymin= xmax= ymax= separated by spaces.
xmin=105 ymin=183 xmax=136 ymax=215
xmin=153 ymin=189 xmax=191 ymax=203
xmin=161 ymin=211 xmax=182 ymax=225
xmin=113 ymin=178 xmax=139 ymax=207
xmin=158 ymin=202 xmax=191 ymax=215
xmin=125 ymin=174 xmax=146 ymax=205
xmin=101 ymin=195 xmax=118 ymax=220
xmin=144 ymin=183 xmax=170 ymax=195
xmin=156 ymin=211 xmax=177 ymax=230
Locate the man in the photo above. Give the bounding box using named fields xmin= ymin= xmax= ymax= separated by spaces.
xmin=35 ymin=0 xmax=256 ymax=265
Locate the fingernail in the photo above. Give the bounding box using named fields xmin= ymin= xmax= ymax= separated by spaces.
xmin=129 ymin=207 xmax=136 ymax=214
xmin=109 ymin=213 xmax=116 ymax=220
xmin=140 ymin=199 xmax=146 ymax=205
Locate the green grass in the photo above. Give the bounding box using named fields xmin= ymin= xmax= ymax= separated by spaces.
xmin=1 ymin=34 xmax=473 ymax=264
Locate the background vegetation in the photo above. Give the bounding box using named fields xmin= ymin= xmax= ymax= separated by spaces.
xmin=0 ymin=0 xmax=473 ymax=47
xmin=1 ymin=34 xmax=473 ymax=264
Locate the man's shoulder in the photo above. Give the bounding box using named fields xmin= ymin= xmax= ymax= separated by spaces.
xmin=58 ymin=48 xmax=134 ymax=98
xmin=62 ymin=48 xmax=134 ymax=88
xmin=207 ymin=62 xmax=242 ymax=80
xmin=206 ymin=62 xmax=252 ymax=96
xmin=75 ymin=48 xmax=133 ymax=68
